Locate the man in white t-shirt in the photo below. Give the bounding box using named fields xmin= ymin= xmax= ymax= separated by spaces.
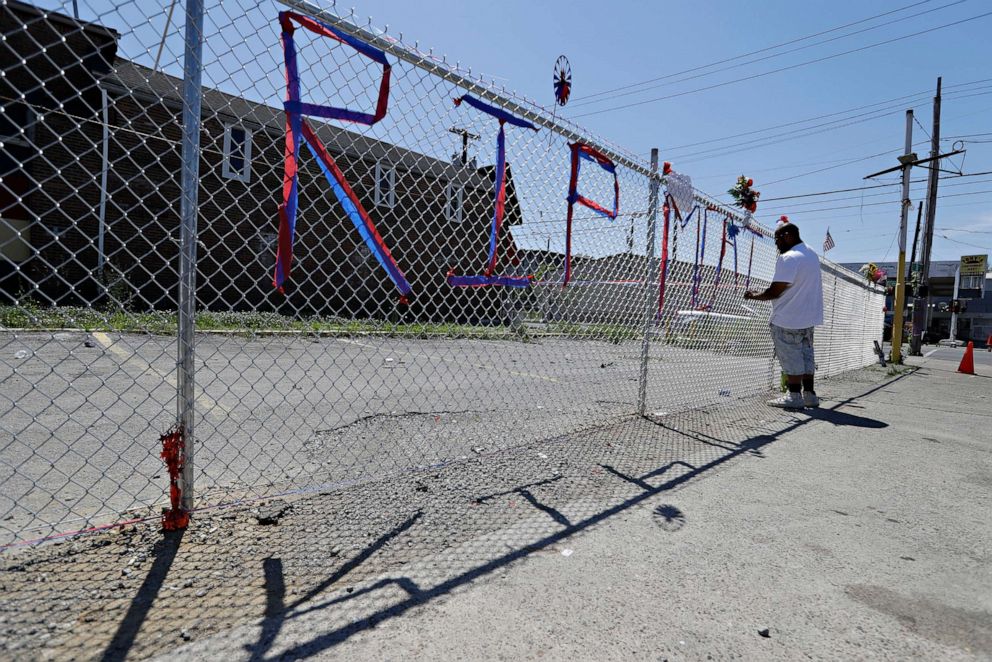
xmin=744 ymin=222 xmax=824 ymax=409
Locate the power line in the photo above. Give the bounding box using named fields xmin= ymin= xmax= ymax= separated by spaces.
xmin=760 ymin=147 xmax=912 ymax=187
xmin=686 ymin=117 xmax=984 ymax=184
xmin=576 ymin=1 xmax=970 ymax=111
xmin=755 ymin=134 xmax=950 ymax=189
xmin=755 ymin=103 xmax=992 ymax=189
xmin=938 ymin=234 xmax=992 ymax=250
xmin=761 ymin=186 xmax=992 ymax=216
xmin=572 ymin=10 xmax=992 ymax=119
xmin=762 ymin=188 xmax=918 ymax=212
xmin=673 ymin=88 xmax=992 ymax=165
xmin=675 ymin=100 xmax=921 ymax=161
xmin=769 ymin=197 xmax=992 ymax=224
xmin=764 ymin=188 xmax=992 ymax=216
xmin=691 ymin=155 xmax=886 ymax=183
xmin=688 ymin=107 xmax=989 ymax=185
xmin=760 ymin=174 xmax=992 ymax=209
xmin=944 ymin=132 xmax=992 ymax=139
xmin=939 ymin=226 xmax=992 ymax=234
xmin=659 ymin=78 xmax=992 ymax=155
xmin=664 ymin=91 xmax=928 ymax=152
xmin=576 ymin=0 xmax=944 ymax=104
xmin=760 ymin=181 xmax=906 ymax=201
xmin=670 ymin=86 xmax=992 ymax=170
xmin=666 ymin=82 xmax=992 ymax=160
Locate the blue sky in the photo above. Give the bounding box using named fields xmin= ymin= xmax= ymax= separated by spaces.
xmin=346 ymin=0 xmax=992 ymax=265
xmin=60 ymin=0 xmax=992 ymax=266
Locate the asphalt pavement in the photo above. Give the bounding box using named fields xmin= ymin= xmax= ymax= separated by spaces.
xmin=1 ymin=329 xmax=783 ymax=545
xmin=167 ymin=348 xmax=990 ymax=660
xmin=921 ymin=343 xmax=992 ymax=368
xmin=3 ymin=352 xmax=986 ymax=660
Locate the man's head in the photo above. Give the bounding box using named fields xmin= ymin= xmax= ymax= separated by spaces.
xmin=774 ymin=222 xmax=802 ymax=254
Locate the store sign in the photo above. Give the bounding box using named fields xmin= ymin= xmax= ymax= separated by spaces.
xmin=959 ymin=254 xmax=988 ymax=299
xmin=960 ymin=254 xmax=988 ymax=276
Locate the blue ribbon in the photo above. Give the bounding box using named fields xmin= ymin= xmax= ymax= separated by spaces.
xmin=455 ymin=94 xmax=538 ymax=131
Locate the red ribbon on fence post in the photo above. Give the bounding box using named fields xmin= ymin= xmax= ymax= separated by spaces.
xmin=657 ymin=197 xmax=671 ymax=316
xmin=160 ymin=426 xmax=190 ymax=531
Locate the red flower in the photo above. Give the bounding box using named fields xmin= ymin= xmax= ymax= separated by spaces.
xmin=747 ymin=178 xmax=753 ymax=186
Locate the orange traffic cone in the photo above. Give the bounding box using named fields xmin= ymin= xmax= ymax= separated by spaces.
xmin=958 ymin=341 xmax=975 ymax=375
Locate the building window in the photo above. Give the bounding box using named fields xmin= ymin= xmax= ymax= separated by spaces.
xmin=445 ymin=181 xmax=463 ymax=224
xmin=222 ymin=124 xmax=252 ymax=182
xmin=0 ymin=102 xmax=35 ymax=148
xmin=961 ymin=274 xmax=984 ymax=291
xmin=374 ymin=162 xmax=395 ymax=208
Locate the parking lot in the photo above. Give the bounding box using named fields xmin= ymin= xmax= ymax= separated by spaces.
xmin=0 ymin=328 xmax=781 ymax=545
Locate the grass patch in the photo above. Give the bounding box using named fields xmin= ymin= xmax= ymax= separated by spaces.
xmin=0 ymin=304 xmax=530 ymax=340
xmin=884 ymin=364 xmax=914 ymax=377
xmin=1 ymin=304 xmax=658 ymax=343
xmin=1 ymin=304 xmax=177 ymax=334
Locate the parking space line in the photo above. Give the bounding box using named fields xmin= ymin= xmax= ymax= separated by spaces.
xmin=90 ymin=332 xmax=231 ymax=415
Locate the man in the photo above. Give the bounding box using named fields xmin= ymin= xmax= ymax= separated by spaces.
xmin=744 ymin=222 xmax=824 ymax=409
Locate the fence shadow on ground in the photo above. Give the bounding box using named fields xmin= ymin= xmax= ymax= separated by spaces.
xmin=99 ymin=530 xmax=185 ymax=662
xmin=0 ymin=370 xmax=902 ymax=661
xmin=265 ymin=378 xmax=894 ymax=660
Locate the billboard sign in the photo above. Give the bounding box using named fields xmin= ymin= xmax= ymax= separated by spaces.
xmin=959 ymin=254 xmax=988 ymax=299
xmin=959 ymin=254 xmax=988 ymax=276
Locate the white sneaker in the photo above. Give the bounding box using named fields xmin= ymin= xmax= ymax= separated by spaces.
xmin=803 ymin=392 xmax=820 ymax=408
xmin=767 ymin=392 xmax=804 ymax=410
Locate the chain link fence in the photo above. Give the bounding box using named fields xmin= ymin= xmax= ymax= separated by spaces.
xmin=0 ymin=0 xmax=885 ymax=546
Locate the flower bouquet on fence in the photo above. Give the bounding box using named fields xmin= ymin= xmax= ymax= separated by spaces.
xmin=728 ymin=175 xmax=759 ymax=213
xmin=859 ymin=262 xmax=887 ymax=284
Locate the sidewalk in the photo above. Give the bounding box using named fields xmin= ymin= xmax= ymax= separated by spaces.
xmin=2 ymin=357 xmax=990 ymax=660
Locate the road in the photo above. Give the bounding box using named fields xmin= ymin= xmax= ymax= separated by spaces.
xmin=922 ymin=343 xmax=992 ymax=367
xmin=1 ymin=329 xmax=785 ymax=545
xmin=2 ymin=352 xmax=988 ymax=660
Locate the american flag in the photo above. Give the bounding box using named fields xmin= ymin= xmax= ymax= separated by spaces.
xmin=823 ymin=228 xmax=835 ymax=253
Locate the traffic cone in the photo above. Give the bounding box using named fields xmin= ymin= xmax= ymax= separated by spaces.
xmin=957 ymin=341 xmax=975 ymax=375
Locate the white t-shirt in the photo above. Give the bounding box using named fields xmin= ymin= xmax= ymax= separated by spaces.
xmin=770 ymin=242 xmax=824 ymax=329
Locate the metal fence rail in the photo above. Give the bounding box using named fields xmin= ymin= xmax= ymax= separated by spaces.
xmin=0 ymin=0 xmax=885 ymax=546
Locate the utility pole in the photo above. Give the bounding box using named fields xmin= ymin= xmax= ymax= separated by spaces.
xmin=910 ymin=77 xmax=942 ymax=355
xmin=909 ymin=202 xmax=923 ymax=279
xmin=891 ymin=110 xmax=914 ymax=363
xmin=448 ymin=127 xmax=480 ymax=165
xmin=863 ymin=110 xmax=914 ymax=363
xmin=906 ymin=201 xmax=923 ymax=327
xmin=949 ymin=263 xmax=960 ymax=342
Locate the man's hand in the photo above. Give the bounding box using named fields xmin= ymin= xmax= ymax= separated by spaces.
xmin=744 ymin=282 xmax=790 ymax=302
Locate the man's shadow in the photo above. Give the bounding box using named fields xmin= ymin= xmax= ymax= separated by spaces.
xmin=802 ymin=407 xmax=887 ymax=428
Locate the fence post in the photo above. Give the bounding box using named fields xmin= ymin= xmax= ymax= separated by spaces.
xmin=637 ymin=148 xmax=660 ymax=417
xmin=177 ymin=0 xmax=205 ymax=511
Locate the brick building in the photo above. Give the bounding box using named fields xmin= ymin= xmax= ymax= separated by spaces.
xmin=1 ymin=0 xmax=521 ymax=322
